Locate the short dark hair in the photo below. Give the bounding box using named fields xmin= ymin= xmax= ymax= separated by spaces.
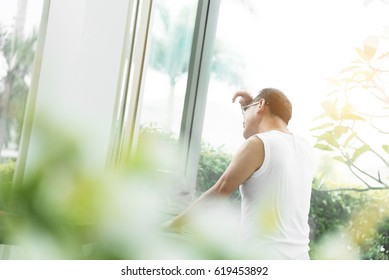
xmin=253 ymin=88 xmax=292 ymax=124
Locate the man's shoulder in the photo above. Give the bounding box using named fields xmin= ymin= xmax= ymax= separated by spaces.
xmin=237 ymin=135 xmax=264 ymax=157
xmin=245 ymin=134 xmax=264 ymax=147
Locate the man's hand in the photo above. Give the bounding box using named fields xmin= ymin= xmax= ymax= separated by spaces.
xmin=232 ymin=91 xmax=253 ymax=107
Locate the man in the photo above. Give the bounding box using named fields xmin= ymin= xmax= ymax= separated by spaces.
xmin=165 ymin=88 xmax=314 ymax=259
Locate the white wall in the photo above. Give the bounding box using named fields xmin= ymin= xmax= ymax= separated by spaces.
xmin=23 ymin=0 xmax=129 ymax=176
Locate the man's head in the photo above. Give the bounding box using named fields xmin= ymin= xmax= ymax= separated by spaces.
xmin=252 ymin=88 xmax=292 ymax=125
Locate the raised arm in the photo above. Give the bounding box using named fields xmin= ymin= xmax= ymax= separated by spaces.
xmin=164 ymin=135 xmax=265 ymax=232
xmin=232 ymin=91 xmax=254 ymax=107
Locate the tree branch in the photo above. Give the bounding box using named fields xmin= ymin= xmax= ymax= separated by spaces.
xmin=368 ymin=65 xmax=389 ymax=73
xmin=336 ymin=144 xmax=389 ymax=189
xmin=350 ymin=162 xmax=389 ymax=187
xmin=313 ymin=186 xmax=389 ymax=192
xmin=369 ymin=118 xmax=389 ymax=135
xmin=354 ymin=133 xmax=389 ymax=168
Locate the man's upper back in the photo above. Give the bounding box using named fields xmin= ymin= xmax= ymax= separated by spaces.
xmin=239 ymin=130 xmax=314 ymax=259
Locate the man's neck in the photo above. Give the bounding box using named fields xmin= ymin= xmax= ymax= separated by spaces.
xmin=258 ymin=116 xmax=290 ymax=134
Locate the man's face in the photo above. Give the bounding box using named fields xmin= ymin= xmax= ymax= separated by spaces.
xmin=241 ymin=101 xmax=260 ymax=138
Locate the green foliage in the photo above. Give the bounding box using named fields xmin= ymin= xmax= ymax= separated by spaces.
xmin=0 ymin=161 xmax=15 ymax=211
xmin=309 ymin=189 xmax=360 ymax=243
xmin=309 ymin=181 xmax=389 ymax=259
xmin=139 ymin=125 xmax=232 ymax=194
xmin=137 ymin=125 xmax=180 ymax=173
xmin=363 ymin=217 xmax=389 ymax=260
xmin=308 ymin=186 xmax=365 ymax=258
xmin=310 ymin=36 xmax=389 ymax=255
xmin=312 ymin=35 xmax=389 ymax=190
xmin=0 ymin=121 xmax=248 ymax=259
xmin=138 ymin=125 xmax=178 ymax=148
xmin=1 ymin=121 xmax=141 ymax=258
xmin=196 ymin=143 xmax=232 ymax=194
xmin=139 ymin=125 xmax=235 ymax=198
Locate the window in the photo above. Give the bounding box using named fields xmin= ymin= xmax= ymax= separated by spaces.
xmin=136 ymin=0 xmax=198 ymax=173
xmin=0 ymin=0 xmax=45 ymax=163
xmin=112 ymin=0 xmax=221 ymax=199
xmin=0 ymin=0 xmax=47 ymax=259
xmin=140 ymin=0 xmax=198 ymax=138
xmin=0 ymin=0 xmax=46 ymax=208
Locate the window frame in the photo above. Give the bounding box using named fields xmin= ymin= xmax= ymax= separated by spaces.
xmin=12 ymin=0 xmax=51 ymax=190
xmin=179 ymin=0 xmax=220 ymax=195
xmin=110 ymin=0 xmax=221 ymax=197
xmin=1 ymin=0 xmax=51 ymax=260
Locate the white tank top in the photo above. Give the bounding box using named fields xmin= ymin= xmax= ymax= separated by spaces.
xmin=239 ymin=130 xmax=314 ymax=259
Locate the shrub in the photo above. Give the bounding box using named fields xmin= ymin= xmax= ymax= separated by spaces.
xmin=0 ymin=160 xmax=15 ymax=211
xmin=309 ymin=187 xmax=365 ymax=243
xmin=309 ymin=184 xmax=389 ymax=259
xmin=363 ymin=217 xmax=389 ymax=260
xmin=196 ymin=143 xmax=231 ymax=193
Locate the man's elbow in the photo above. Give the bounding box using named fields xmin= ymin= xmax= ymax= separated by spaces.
xmin=212 ymin=176 xmax=236 ymax=197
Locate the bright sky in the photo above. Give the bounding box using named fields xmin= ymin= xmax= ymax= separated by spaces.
xmin=0 ymin=1 xmax=16 ymax=24
xmin=202 ymin=0 xmax=389 ymax=150
xmin=0 ymin=0 xmax=44 ymax=33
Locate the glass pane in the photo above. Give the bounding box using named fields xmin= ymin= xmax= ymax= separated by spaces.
xmin=197 ymin=0 xmax=389 ymax=192
xmin=195 ymin=0 xmax=389 ymax=260
xmin=0 ymin=0 xmax=45 ymax=209
xmin=136 ymin=0 xmax=198 ymax=172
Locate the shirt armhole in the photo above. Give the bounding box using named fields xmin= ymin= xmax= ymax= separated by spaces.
xmin=249 ymin=133 xmax=270 ymax=178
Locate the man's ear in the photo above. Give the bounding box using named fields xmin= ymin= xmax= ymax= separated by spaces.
xmin=256 ymin=99 xmax=266 ymax=112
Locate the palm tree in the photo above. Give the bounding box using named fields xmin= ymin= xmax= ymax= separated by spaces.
xmin=148 ymin=1 xmax=244 ymax=131
xmin=15 ymin=0 xmax=28 ymax=39
xmin=0 ymin=27 xmax=37 ymax=154
xmin=147 ymin=2 xmax=195 ymax=130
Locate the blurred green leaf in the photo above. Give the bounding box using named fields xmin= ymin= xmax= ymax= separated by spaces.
xmin=355 ymin=47 xmax=368 ymax=61
xmin=314 ymin=143 xmax=334 ymax=152
xmin=318 ymin=132 xmax=339 ymax=148
xmin=363 ymin=36 xmax=379 ymax=61
xmin=321 ymin=100 xmax=339 ymax=120
xmin=334 ymin=156 xmax=346 ymax=163
xmin=333 ymin=125 xmax=349 ymax=139
xmin=344 ymin=132 xmax=356 ymax=147
xmin=352 ymin=145 xmax=370 ymax=161
xmin=356 ymin=47 xmax=367 ymax=61
xmin=382 ymin=145 xmax=389 ymax=154
xmin=342 ymin=113 xmax=365 ymax=121
xmin=341 ymin=104 xmax=365 ymax=121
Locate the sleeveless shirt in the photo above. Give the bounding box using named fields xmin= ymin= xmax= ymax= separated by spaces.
xmin=239 ymin=130 xmax=314 ymax=259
